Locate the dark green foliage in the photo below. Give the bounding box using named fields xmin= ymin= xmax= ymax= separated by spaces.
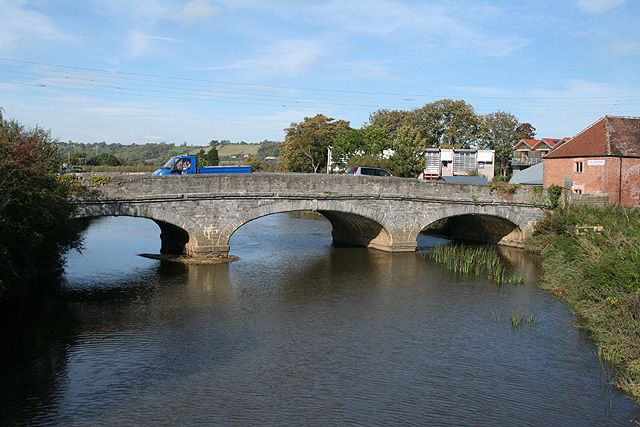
xmin=0 ymin=112 xmax=83 ymax=301
xmin=88 ymin=152 xmax=121 ymax=166
xmin=257 ymin=140 xmax=280 ymax=158
xmin=205 ymin=147 xmax=219 ymax=166
xmin=68 ymin=150 xmax=87 ymax=165
xmin=346 ymin=155 xmax=394 ymax=172
xmin=547 ymin=185 xmax=563 ymax=209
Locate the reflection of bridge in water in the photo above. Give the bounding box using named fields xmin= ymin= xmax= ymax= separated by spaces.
xmin=73 ymin=173 xmax=548 ymax=259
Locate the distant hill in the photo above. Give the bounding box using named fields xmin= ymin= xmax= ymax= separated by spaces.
xmin=217 ymin=143 xmax=260 ymax=157
xmin=56 ymin=140 xmax=281 ymax=166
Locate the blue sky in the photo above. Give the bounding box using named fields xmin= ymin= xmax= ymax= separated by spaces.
xmin=0 ymin=0 xmax=638 ymax=145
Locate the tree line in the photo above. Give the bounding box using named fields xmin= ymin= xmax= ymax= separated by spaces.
xmin=279 ymin=99 xmax=536 ymax=178
xmin=56 ymin=139 xmax=282 ymax=168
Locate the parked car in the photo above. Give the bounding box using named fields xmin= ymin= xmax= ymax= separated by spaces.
xmin=344 ymin=166 xmax=392 ymax=177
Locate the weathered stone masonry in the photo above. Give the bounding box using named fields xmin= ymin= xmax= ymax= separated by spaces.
xmin=74 ymin=173 xmax=548 ymax=259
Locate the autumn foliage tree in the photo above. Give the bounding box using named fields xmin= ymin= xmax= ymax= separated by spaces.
xmin=0 ymin=109 xmax=83 ymax=301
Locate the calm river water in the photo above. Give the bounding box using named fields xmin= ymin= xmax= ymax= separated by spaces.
xmin=1 ymin=214 xmax=639 ymax=425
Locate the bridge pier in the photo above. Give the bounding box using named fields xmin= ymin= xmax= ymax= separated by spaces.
xmin=155 ymin=220 xmax=190 ymax=255
xmin=186 ymin=241 xmax=230 ymax=259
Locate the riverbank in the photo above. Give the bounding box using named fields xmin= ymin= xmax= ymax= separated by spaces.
xmin=528 ymin=205 xmax=640 ymax=401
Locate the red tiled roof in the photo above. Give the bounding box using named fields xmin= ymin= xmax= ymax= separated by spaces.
xmin=545 ymin=116 xmax=640 ymax=158
xmin=540 ymin=138 xmax=563 ymax=148
xmin=515 ymin=139 xmax=539 ymax=150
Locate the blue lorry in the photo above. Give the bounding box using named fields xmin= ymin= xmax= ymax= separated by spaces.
xmin=152 ymin=155 xmax=252 ymax=176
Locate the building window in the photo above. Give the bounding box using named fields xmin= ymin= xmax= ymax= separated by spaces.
xmin=453 ymin=151 xmax=477 ymax=174
xmin=575 ymin=161 xmax=583 ymax=173
xmin=574 ymin=189 xmax=583 ymax=194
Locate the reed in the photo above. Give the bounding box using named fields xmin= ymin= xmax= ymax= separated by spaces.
xmin=428 ymin=244 xmax=522 ymax=286
xmin=510 ymin=305 xmax=538 ymax=329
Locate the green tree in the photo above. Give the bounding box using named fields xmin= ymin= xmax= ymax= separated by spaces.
xmin=205 ymin=146 xmax=219 ymax=166
xmin=0 ymin=111 xmax=83 ymax=301
xmin=257 ymin=140 xmax=281 ymax=158
xmin=515 ymin=122 xmax=536 ymax=140
xmin=88 ymin=152 xmax=121 ymax=166
xmin=480 ymin=111 xmax=523 ymax=178
xmin=389 ymin=125 xmax=429 ymax=177
xmin=367 ymin=109 xmax=411 ymax=141
xmin=245 ymin=154 xmax=263 ymax=171
xmin=69 ymin=150 xmax=87 ymax=165
xmin=412 ymin=99 xmax=479 ymax=148
xmin=279 ymin=114 xmax=350 ymax=173
xmin=196 ymin=149 xmax=208 ymax=167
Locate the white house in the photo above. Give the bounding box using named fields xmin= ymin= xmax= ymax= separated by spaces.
xmin=420 ymin=148 xmax=495 ymax=181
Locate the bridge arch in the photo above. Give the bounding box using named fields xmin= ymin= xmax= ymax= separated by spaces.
xmin=214 ymin=200 xmax=395 ymax=253
xmin=416 ymin=204 xmax=535 ymax=247
xmin=73 ymin=203 xmax=198 ymax=256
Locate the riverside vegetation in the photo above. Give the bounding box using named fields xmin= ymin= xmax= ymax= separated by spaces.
xmin=428 ymin=206 xmax=640 ymax=401
xmin=0 ymin=110 xmax=84 ymax=304
xmin=429 ymin=245 xmax=525 ymax=287
xmin=529 ymin=205 xmax=640 ymax=401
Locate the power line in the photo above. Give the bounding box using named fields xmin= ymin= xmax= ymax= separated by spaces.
xmin=2 ymin=57 xmax=639 ymax=101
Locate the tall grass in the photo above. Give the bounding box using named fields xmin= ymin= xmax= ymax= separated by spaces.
xmin=428 ymin=244 xmax=522 ymax=287
xmin=529 ymin=205 xmax=640 ymax=401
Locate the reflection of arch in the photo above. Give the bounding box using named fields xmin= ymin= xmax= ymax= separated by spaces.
xmin=74 ymin=204 xmax=193 ymax=255
xmin=220 ymin=201 xmax=392 ymax=251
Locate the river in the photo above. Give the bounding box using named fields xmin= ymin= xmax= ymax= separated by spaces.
xmin=1 ymin=214 xmax=638 ymax=425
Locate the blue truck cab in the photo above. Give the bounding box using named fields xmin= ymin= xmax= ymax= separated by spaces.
xmin=152 ymin=155 xmax=252 ymax=176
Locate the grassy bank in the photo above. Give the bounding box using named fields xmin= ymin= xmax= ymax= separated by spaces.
xmin=528 ymin=205 xmax=640 ymax=401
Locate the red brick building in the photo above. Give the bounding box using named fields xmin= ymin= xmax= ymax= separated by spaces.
xmin=543 ymin=116 xmax=640 ymax=206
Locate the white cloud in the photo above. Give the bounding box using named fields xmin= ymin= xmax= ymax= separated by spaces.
xmin=302 ymin=0 xmax=529 ymax=57
xmin=611 ymin=42 xmax=640 ymax=55
xmin=575 ymin=0 xmax=625 ymax=13
xmin=213 ymin=39 xmax=325 ymax=77
xmin=178 ymin=0 xmax=220 ymax=24
xmin=126 ymin=30 xmax=180 ymax=57
xmin=0 ymin=0 xmax=73 ymax=53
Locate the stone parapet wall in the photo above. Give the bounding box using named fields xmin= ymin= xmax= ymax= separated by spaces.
xmin=77 ymin=173 xmax=548 ymax=207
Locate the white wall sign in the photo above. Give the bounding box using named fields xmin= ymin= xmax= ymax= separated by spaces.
xmin=587 ymin=159 xmax=606 ymax=166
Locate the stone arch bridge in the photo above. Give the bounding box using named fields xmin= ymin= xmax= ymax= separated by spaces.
xmin=73 ymin=173 xmax=548 ymax=259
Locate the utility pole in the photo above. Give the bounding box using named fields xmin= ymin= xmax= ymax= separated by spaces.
xmin=327 ymin=145 xmax=332 ymax=174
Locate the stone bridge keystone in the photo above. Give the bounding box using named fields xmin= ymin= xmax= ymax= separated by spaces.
xmin=73 ymin=173 xmax=548 ymax=259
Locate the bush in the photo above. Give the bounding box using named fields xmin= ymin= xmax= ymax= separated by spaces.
xmin=547 ymin=184 xmax=563 ymax=209
xmin=0 ymin=112 xmax=83 ymax=301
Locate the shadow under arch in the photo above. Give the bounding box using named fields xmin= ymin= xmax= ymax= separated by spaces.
xmin=225 ymin=208 xmax=392 ymax=251
xmin=73 ymin=207 xmax=192 ymax=256
xmin=421 ymin=213 xmax=523 ymax=246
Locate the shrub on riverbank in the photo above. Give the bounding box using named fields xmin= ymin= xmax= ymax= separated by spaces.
xmin=0 ymin=111 xmax=83 ymax=302
xmin=528 ymin=205 xmax=640 ymax=401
